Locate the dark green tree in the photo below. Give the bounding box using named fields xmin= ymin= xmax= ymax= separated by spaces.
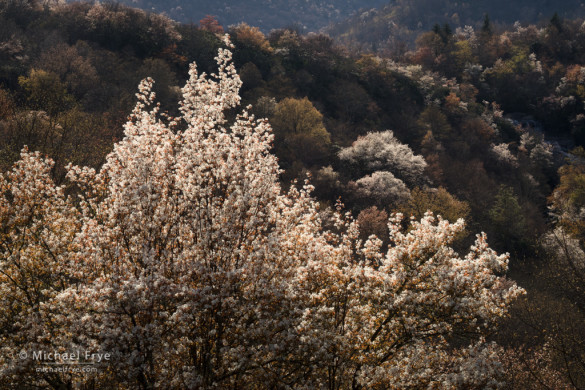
xmin=481 ymin=13 xmax=492 ymax=36
xmin=489 ymin=185 xmax=527 ymax=250
xmin=550 ymin=12 xmax=563 ymax=33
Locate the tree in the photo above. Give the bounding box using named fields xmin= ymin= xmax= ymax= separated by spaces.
xmin=314 ymin=212 xmax=524 ymax=389
xmin=239 ymin=62 xmax=264 ymax=91
xmin=339 ymin=130 xmax=427 ymax=187
xmin=18 ymin=69 xmax=74 ymax=117
xmin=328 ymin=80 xmax=374 ymax=123
xmin=36 ymin=43 xmax=99 ymax=103
xmin=58 ymin=39 xmax=316 ymax=388
xmin=83 ymin=2 xmax=181 ymax=57
xmin=135 ymin=58 xmax=179 ymax=110
xmin=357 ymin=206 xmax=389 ymax=246
xmin=349 ymin=170 xmax=411 ymax=208
xmin=481 ymin=13 xmax=493 ymax=37
xmin=432 ymin=23 xmax=452 ymax=44
xmin=271 ymin=96 xmax=331 ymax=167
xmin=1 ymin=37 xmax=522 ymax=389
xmin=339 ymin=130 xmax=427 ymax=209
xmin=519 ymin=149 xmax=585 ymax=388
xmin=549 ymin=147 xmax=585 ymax=241
xmin=230 ymin=22 xmax=272 ymax=53
xmin=198 ymin=15 xmax=224 ymax=35
xmin=0 ymin=149 xmax=81 ymax=389
xmin=418 ymin=106 xmax=453 ymax=143
xmin=489 ymin=185 xmax=527 ymax=248
xmin=402 ymin=186 xmax=471 ymax=224
xmin=549 ymin=12 xmax=563 ymax=33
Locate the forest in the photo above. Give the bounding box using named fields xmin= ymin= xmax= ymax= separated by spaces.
xmin=1 ymin=0 xmax=585 ymax=388
xmin=109 ymin=0 xmax=390 ymax=33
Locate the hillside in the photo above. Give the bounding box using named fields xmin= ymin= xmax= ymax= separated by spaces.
xmin=1 ymin=1 xmax=585 ymax=388
xmin=326 ymin=0 xmax=585 ymax=54
xmin=83 ymin=0 xmax=389 ymax=32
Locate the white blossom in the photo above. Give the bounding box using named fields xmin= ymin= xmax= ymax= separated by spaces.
xmin=491 ymin=143 xmax=518 ymax=167
xmin=339 ymin=130 xmax=427 ymax=187
xmin=351 ymin=170 xmax=411 ymax=206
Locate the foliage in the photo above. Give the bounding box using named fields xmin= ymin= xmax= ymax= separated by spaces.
xmin=490 ymin=143 xmax=518 ymax=168
xmin=0 ymin=38 xmax=523 ymax=389
xmin=357 ymin=205 xmax=388 ymax=244
xmin=550 ymin=148 xmax=585 ymax=241
xmin=198 ymin=15 xmax=224 ymax=35
xmin=326 ymin=0 xmax=585 ymax=54
xmin=402 ymin=186 xmax=471 ymax=224
xmin=488 ymin=185 xmax=527 ymax=246
xmin=2 ymin=1 xmax=585 ymax=385
xmin=18 ymin=69 xmax=74 ymax=116
xmin=507 ymin=226 xmax=585 ymax=389
xmin=112 ymin=0 xmax=389 ymax=33
xmin=35 ymin=43 xmax=99 ymax=102
xmin=230 ymin=23 xmax=272 ymax=53
xmin=0 ymin=149 xmax=81 ymax=388
xmin=349 ymin=170 xmax=411 ymax=208
xmin=338 ymin=130 xmax=427 ymax=187
xmin=270 ymin=96 xmax=331 ymax=167
xmin=500 ymin=346 xmax=573 ymax=389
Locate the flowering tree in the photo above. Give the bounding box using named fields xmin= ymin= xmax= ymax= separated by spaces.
xmin=1 ymin=37 xmax=523 ymax=389
xmin=339 ymin=130 xmax=427 ymax=208
xmin=302 ymin=212 xmax=524 ymax=389
xmin=349 ymin=170 xmax=411 ymax=206
xmin=0 ymin=149 xmax=80 ymax=388
xmin=339 ymin=130 xmax=427 ymax=188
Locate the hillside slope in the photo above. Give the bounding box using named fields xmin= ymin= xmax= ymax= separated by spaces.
xmin=326 ymin=0 xmax=585 ymax=53
xmin=89 ymin=0 xmax=389 ymax=32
